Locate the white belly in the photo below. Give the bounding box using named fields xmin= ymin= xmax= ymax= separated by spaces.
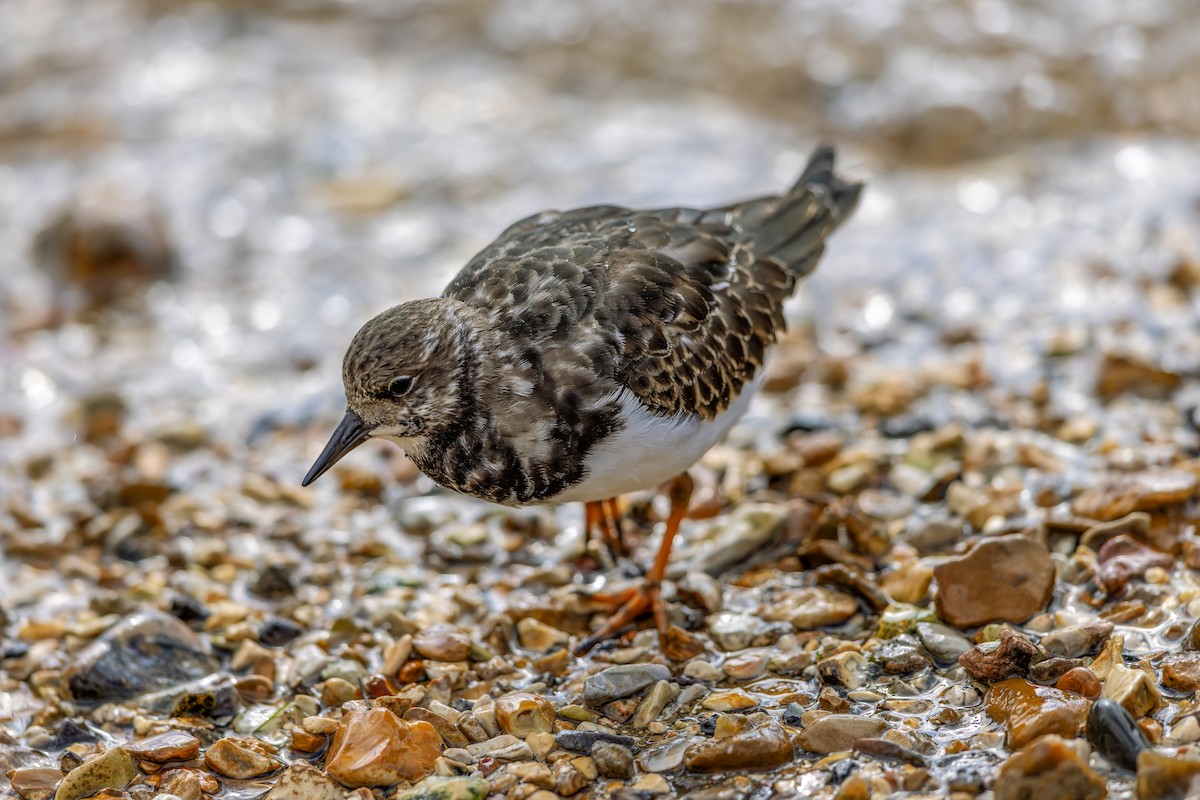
xmin=551 ymin=373 xmax=762 ymax=503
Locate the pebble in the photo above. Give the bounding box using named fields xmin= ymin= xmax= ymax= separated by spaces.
xmin=986 ymin=678 xmax=1088 ymax=749
xmin=722 ymin=651 xmax=769 ymax=681
xmin=993 ymin=735 xmax=1105 ymax=800
xmin=707 ymin=612 xmax=783 ymax=651
xmin=465 ymin=734 xmax=532 ymax=761
xmin=121 ymin=730 xmax=200 ymax=762
xmin=915 ymin=622 xmax=972 ymax=664
xmin=1086 ymin=699 xmax=1148 ymax=771
xmin=1162 ymin=654 xmax=1200 ymax=692
xmin=958 ymin=630 xmax=1040 ymax=683
xmin=874 ymin=638 xmax=932 ymax=674
xmin=933 ymin=535 xmax=1055 ymax=627
xmin=1136 ymin=750 xmax=1200 ymax=798
xmin=582 ymin=664 xmax=671 ymax=707
xmin=817 ymin=651 xmax=869 ymax=689
xmin=759 ymin=587 xmax=858 ymax=630
xmin=1040 ymin=621 xmax=1114 ymax=659
xmin=1101 ymin=664 xmax=1162 ymax=718
xmin=702 ymin=690 xmax=758 ymax=711
xmin=592 ymin=741 xmax=635 ymax=778
xmin=264 ymin=762 xmax=347 ymax=800
xmin=516 ymin=618 xmax=570 ymax=652
xmin=396 ymin=776 xmax=490 ymax=800
xmin=555 ymin=730 xmax=637 ymax=755
xmin=683 ymin=659 xmax=724 ymax=682
xmin=51 ymin=747 xmax=137 ymax=800
xmin=413 ymin=625 xmax=472 ymax=662
xmin=1095 ymin=534 xmax=1174 ymax=596
xmin=1055 ymin=667 xmax=1101 ymax=699
xmin=632 ymin=680 xmax=679 ymax=728
xmin=684 ymin=720 xmax=795 ymax=772
xmin=203 ymin=737 xmax=279 ymax=779
xmin=494 ymin=692 xmax=556 ymax=738
xmin=325 ymin=708 xmax=443 ymax=787
xmin=688 ymin=503 xmax=789 ymax=573
xmin=64 ymin=611 xmax=218 ymax=703
xmin=9 ymin=768 xmax=61 ymax=799
xmin=795 ymin=714 xmax=888 ymax=754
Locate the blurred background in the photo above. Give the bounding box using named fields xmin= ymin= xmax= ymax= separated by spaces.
xmin=2 ymin=0 xmax=1200 ymax=571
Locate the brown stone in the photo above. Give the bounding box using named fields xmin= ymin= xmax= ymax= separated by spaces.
xmin=412 ymin=624 xmax=471 ymax=662
xmin=52 ymin=747 xmax=137 ymax=800
xmin=685 ymin=720 xmax=795 ymax=771
xmin=958 ymin=630 xmax=1040 ymax=683
xmin=994 ymin=734 xmax=1106 ymax=800
xmin=157 ymin=769 xmax=203 ymax=800
xmin=122 ymin=730 xmax=200 ymax=763
xmin=1162 ymin=655 xmax=1200 ymax=693
xmin=9 ymin=768 xmax=62 ymax=800
xmin=1136 ymin=750 xmax=1200 ymax=800
xmin=203 ymin=737 xmax=279 ymax=779
xmin=325 ymin=707 xmax=442 ymax=788
xmin=1055 ymin=667 xmax=1101 ymax=699
xmin=265 ymin=762 xmax=348 ymax=800
xmin=986 ymin=678 xmax=1088 ymax=749
xmin=933 ymin=535 xmax=1054 ymax=627
xmin=794 ymin=714 xmax=888 ymax=754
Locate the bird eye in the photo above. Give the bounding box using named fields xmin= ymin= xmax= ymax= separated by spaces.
xmin=388 ymin=375 xmax=415 ymax=398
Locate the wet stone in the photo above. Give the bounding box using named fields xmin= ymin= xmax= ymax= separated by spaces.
xmin=582 ymin=664 xmax=671 ymax=707
xmin=915 ymin=622 xmax=972 ymax=664
xmin=1030 ymin=657 xmax=1084 ymax=685
xmin=9 ymin=767 xmax=62 ymax=800
xmin=1162 ymin=654 xmax=1200 ymax=692
xmin=64 ymin=611 xmax=218 ymax=703
xmin=959 ymin=630 xmax=1041 ymax=683
xmin=264 ymin=762 xmax=346 ymax=800
xmin=1086 ymin=698 xmax=1147 ymax=772
xmin=1102 ymin=664 xmax=1162 ymax=718
xmin=555 ymin=730 xmax=637 ymax=755
xmin=759 ymin=587 xmax=858 ymax=630
xmin=987 ymin=678 xmax=1088 ymax=749
xmin=325 ymin=707 xmax=442 ymax=787
xmin=817 ymin=651 xmax=869 ymax=689
xmin=203 ymin=737 xmax=278 ymax=779
xmin=874 ymin=638 xmax=932 ymax=674
xmin=397 ymin=776 xmax=490 ymax=800
xmin=1055 ymin=667 xmax=1101 ymax=698
xmin=1137 ymin=750 xmax=1200 ymax=799
xmin=494 ymin=692 xmax=555 ymax=738
xmin=795 ymin=714 xmax=888 ymax=754
xmin=1041 ymin=621 xmax=1114 ymax=659
xmin=933 ymin=535 xmax=1055 ymax=627
xmin=122 ymin=730 xmax=199 ymax=762
xmin=413 ymin=624 xmax=472 ymax=662
xmin=1096 ymin=535 xmax=1174 ymax=596
xmin=684 ymin=720 xmax=795 ymax=772
xmin=592 ymin=741 xmax=635 ymax=778
xmin=994 ymin=735 xmax=1106 ymax=800
xmin=51 ymin=746 xmax=137 ymax=800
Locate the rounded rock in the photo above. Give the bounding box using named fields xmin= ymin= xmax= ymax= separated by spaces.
xmin=494 ymin=692 xmax=556 ymax=739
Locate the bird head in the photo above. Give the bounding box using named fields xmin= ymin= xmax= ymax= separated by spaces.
xmin=302 ymin=298 xmax=469 ymax=486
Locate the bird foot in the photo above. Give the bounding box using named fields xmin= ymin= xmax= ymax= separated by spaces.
xmin=573 ymin=581 xmax=704 ymax=660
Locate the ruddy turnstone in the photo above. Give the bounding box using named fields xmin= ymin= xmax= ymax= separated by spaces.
xmin=303 ymin=146 xmax=862 ymax=656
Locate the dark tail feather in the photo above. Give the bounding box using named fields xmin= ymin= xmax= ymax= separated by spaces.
xmin=751 ymin=145 xmax=863 ymax=277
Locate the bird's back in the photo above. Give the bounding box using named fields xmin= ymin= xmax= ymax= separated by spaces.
xmin=444 ymin=146 xmax=863 ymax=422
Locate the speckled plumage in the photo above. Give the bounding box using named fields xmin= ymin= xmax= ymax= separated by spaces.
xmin=306 ymin=147 xmax=862 ymax=506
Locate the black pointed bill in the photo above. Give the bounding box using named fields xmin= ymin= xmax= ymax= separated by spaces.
xmin=302 ymin=410 xmax=369 ymax=486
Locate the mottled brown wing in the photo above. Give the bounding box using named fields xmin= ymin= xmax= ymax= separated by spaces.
xmin=445 ymin=147 xmax=862 ymax=420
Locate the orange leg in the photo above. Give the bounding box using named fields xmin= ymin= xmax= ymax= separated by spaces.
xmin=576 ymin=473 xmax=704 ymax=659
